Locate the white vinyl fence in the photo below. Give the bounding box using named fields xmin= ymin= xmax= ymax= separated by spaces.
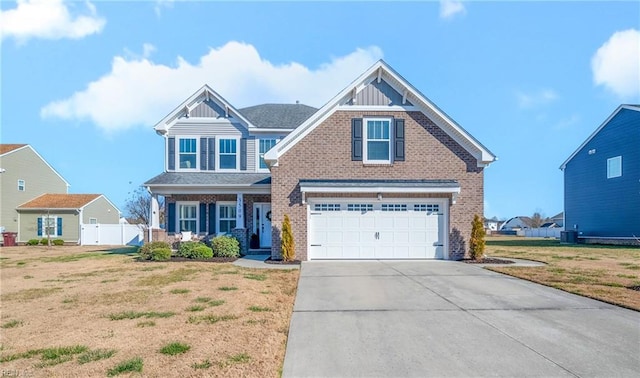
xmin=81 ymin=224 xmax=145 ymax=246
xmin=524 ymin=227 xmax=564 ymax=238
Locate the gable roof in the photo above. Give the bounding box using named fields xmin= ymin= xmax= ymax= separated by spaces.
xmin=0 ymin=144 xmax=70 ymax=187
xmin=17 ymin=194 xmax=105 ymax=210
xmin=153 ymin=84 xmax=255 ymax=134
xmin=0 ymin=144 xmax=28 ymax=155
xmin=239 ymin=104 xmax=318 ymax=129
xmin=264 ymin=59 xmax=496 ymax=167
xmin=560 ymin=104 xmax=640 ymax=170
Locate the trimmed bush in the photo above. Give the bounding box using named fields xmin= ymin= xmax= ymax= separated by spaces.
xmin=281 ymin=214 xmax=295 ymax=261
xmin=151 ymin=248 xmax=171 ymax=261
xmin=52 ymin=239 xmax=64 ymax=246
xmin=469 ymin=214 xmax=486 ymax=261
xmin=26 ymin=239 xmax=39 ymax=246
xmin=40 ymin=238 xmax=50 ymax=245
xmin=192 ymin=245 xmax=213 ymax=259
xmin=138 ymin=241 xmax=171 ymax=260
xmin=212 ymin=236 xmax=240 ymax=258
xmin=178 ymin=242 xmax=213 ymax=259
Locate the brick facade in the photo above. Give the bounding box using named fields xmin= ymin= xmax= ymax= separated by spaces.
xmin=270 ymin=110 xmax=484 ymax=261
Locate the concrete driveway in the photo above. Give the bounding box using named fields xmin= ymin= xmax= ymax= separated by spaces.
xmin=282 ymin=260 xmax=639 ymax=377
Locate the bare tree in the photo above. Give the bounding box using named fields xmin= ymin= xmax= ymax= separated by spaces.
xmin=125 ymin=187 xmax=164 ymax=226
xmin=528 ymin=211 xmax=546 ymax=228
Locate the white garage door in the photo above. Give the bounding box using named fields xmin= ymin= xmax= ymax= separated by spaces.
xmin=308 ymin=201 xmax=446 ymax=259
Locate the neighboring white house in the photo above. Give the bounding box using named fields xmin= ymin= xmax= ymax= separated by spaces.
xmin=500 ymin=216 xmax=532 ymax=231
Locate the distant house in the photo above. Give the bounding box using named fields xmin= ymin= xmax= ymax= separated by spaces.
xmin=16 ymin=194 xmax=121 ymax=244
xmin=540 ymin=222 xmax=560 ymax=228
xmin=500 ymin=216 xmax=532 ymax=231
xmin=560 ymin=105 xmax=639 ymax=245
xmin=484 ymin=218 xmax=502 ymax=231
xmin=550 ymin=212 xmax=564 ymax=228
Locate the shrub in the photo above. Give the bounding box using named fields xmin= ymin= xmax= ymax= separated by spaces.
xmin=192 ymin=245 xmax=213 ymax=259
xmin=178 ymin=242 xmax=213 ymax=259
xmin=281 ymin=214 xmax=295 ymax=261
xmin=138 ymin=241 xmax=171 ymax=260
xmin=26 ymin=239 xmax=39 ymax=246
xmin=52 ymin=239 xmax=64 ymax=246
xmin=469 ymin=214 xmax=486 ymax=261
xmin=151 ymin=248 xmax=171 ymax=261
xmin=212 ymin=236 xmax=240 ymax=258
xmin=40 ymin=238 xmax=50 ymax=245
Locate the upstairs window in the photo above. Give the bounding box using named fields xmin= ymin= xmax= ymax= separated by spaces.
xmin=364 ymin=119 xmax=391 ymax=163
xmin=219 ymin=139 xmax=237 ymax=169
xmin=607 ymin=156 xmax=622 ymax=179
xmin=17 ymin=179 xmax=25 ymax=191
xmin=259 ymin=139 xmax=277 ymax=169
xmin=179 ymin=138 xmax=197 ymax=169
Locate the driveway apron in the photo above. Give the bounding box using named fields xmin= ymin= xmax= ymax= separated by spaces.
xmin=283 ymin=260 xmax=639 ymax=377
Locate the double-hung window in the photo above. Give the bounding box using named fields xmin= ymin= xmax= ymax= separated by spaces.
xmin=17 ymin=179 xmax=25 ymax=191
xmin=218 ymin=204 xmax=237 ymax=234
xmin=607 ymin=156 xmax=622 ymax=179
xmin=41 ymin=216 xmax=57 ymax=236
xmin=179 ymin=138 xmax=197 ymax=169
xmin=364 ymin=119 xmax=391 ymax=163
xmin=219 ymin=139 xmax=237 ymax=170
xmin=178 ymin=203 xmax=197 ymax=233
xmin=259 ymin=139 xmax=277 ymax=169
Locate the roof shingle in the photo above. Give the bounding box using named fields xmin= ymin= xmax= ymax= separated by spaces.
xmin=239 ymin=103 xmax=317 ymax=129
xmin=18 ymin=194 xmax=101 ymax=209
xmin=0 ymin=144 xmax=27 ymax=155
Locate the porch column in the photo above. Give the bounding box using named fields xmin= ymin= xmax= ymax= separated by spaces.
xmin=150 ymin=193 xmax=160 ymax=229
xmin=235 ymin=193 xmax=245 ymax=229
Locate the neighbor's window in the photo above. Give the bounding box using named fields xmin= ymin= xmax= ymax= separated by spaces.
xmin=178 ymin=204 xmax=197 ymax=233
xmin=17 ymin=179 xmax=25 ymax=191
xmin=179 ymin=138 xmax=197 ymax=169
xmin=219 ymin=139 xmax=237 ymax=169
xmin=89 ymin=218 xmax=98 ymax=224
xmin=259 ymin=139 xmax=277 ymax=169
xmin=607 ymin=156 xmax=622 ymax=178
xmin=218 ymin=204 xmax=237 ymax=233
xmin=364 ymin=119 xmax=391 ymax=163
xmin=41 ymin=216 xmax=57 ymax=236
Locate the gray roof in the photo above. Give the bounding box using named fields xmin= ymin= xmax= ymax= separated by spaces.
xmin=145 ymin=172 xmax=271 ymax=186
xmin=299 ymin=179 xmax=460 ymax=188
xmin=239 ymin=103 xmax=317 ymax=129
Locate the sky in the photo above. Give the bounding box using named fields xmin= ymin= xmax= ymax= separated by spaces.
xmin=1 ymin=0 xmax=639 ymax=221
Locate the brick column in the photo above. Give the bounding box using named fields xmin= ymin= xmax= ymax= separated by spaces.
xmin=232 ymin=228 xmax=248 ymax=255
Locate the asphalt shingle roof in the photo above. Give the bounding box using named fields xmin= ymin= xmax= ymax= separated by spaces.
xmin=0 ymin=144 xmax=27 ymax=155
xmin=145 ymin=172 xmax=271 ymax=186
xmin=239 ymin=103 xmax=317 ymax=129
xmin=18 ymin=194 xmax=101 ymax=209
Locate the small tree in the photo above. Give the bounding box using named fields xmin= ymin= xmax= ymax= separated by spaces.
xmin=469 ymin=214 xmax=485 ymax=261
xmin=281 ymin=214 xmax=295 ymax=261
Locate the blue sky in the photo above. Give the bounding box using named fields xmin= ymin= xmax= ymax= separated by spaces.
xmin=2 ymin=0 xmax=639 ymax=220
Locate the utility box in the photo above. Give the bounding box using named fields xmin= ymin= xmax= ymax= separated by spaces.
xmin=561 ymin=231 xmax=577 ymax=244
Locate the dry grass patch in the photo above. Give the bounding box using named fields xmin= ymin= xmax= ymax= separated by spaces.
xmin=486 ymin=237 xmax=640 ymax=310
xmin=0 ymin=245 xmax=298 ymax=377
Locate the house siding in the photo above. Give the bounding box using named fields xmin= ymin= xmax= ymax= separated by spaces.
xmin=18 ymin=211 xmax=79 ymax=243
xmin=347 ymin=80 xmax=413 ymax=106
xmin=82 ymin=197 xmax=120 ymax=224
xmin=564 ymin=108 xmax=640 ymax=237
xmin=270 ymin=110 xmax=484 ymax=261
xmin=0 ymin=147 xmax=68 ymax=235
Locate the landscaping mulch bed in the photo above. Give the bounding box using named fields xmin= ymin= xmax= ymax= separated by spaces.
xmin=463 ymin=257 xmax=514 ymax=264
xmin=265 ymin=257 xmax=301 ymax=265
xmin=136 ymin=256 xmax=238 ymax=263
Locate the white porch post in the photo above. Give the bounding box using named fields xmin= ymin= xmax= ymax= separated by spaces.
xmin=236 ymin=193 xmax=245 ymax=229
xmin=149 ymin=193 xmax=160 ymax=242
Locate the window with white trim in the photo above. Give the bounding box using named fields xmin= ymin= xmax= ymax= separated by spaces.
xmin=259 ymin=139 xmax=277 ymax=169
xmin=89 ymin=218 xmax=98 ymax=224
xmin=347 ymin=204 xmax=373 ymax=212
xmin=364 ymin=118 xmax=391 ymax=163
xmin=179 ymin=138 xmax=197 ymax=169
xmin=218 ymin=203 xmax=237 ymax=233
xmin=218 ymin=139 xmax=237 ymax=170
xmin=17 ymin=179 xmax=25 ymax=191
xmin=381 ymin=204 xmax=407 ymax=211
xmin=414 ymin=204 xmax=440 ymax=213
xmin=41 ymin=216 xmax=57 ymax=236
xmin=178 ymin=203 xmax=198 ymax=233
xmin=607 ymin=156 xmax=622 ymax=178
xmin=314 ymin=204 xmax=341 ymax=211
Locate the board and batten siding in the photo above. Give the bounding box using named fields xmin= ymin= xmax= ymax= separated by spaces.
xmin=564 ymin=108 xmax=640 ymax=237
xmin=18 ymin=211 xmax=79 ymax=243
xmin=82 ymin=197 xmax=120 ymax=224
xmin=0 ymin=147 xmax=68 ymax=234
xmin=347 ymin=80 xmax=414 ymax=107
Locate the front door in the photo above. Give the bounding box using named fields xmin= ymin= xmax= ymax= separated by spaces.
xmin=254 ymin=204 xmax=272 ymax=248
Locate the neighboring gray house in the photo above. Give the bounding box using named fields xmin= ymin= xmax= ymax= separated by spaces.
xmin=500 ymin=216 xmax=532 ymax=231
xmin=560 ymin=105 xmax=639 ymax=245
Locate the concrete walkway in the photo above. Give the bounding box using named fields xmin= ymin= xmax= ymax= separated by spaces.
xmin=232 ymin=254 xmax=299 ymax=269
xmin=283 ymin=260 xmax=639 ymax=377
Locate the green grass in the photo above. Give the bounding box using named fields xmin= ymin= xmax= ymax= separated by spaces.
xmin=40 ymin=253 xmax=113 ymax=263
xmin=248 ymin=306 xmax=272 ymax=312
xmin=136 ymin=268 xmax=200 ymax=286
xmin=35 ymin=345 xmax=89 ymax=367
xmin=108 ymin=311 xmax=175 ymax=320
xmin=77 ymin=349 xmax=117 ymax=364
xmin=16 ymin=261 xmax=26 ymax=266
xmin=187 ymin=314 xmax=238 ymax=325
xmin=260 ymin=290 xmax=272 ymax=294
xmin=208 ymin=299 xmax=225 ymax=306
xmin=187 ymin=305 xmax=206 ymax=312
xmin=617 ymin=274 xmax=637 ymax=279
xmin=195 ymin=296 xmax=213 ymax=303
xmin=192 ymin=359 xmax=212 ymax=369
xmin=23 ymin=275 xmax=34 ymax=279
xmin=159 ymin=342 xmax=190 ymax=356
xmin=136 ymin=321 xmax=156 ymax=328
xmin=244 ymin=273 xmax=267 ymax=281
xmin=218 ymin=286 xmax=238 ymax=291
xmin=101 ymin=279 xmax=119 ymax=283
xmin=219 ymin=352 xmax=251 ymax=367
xmin=139 ymin=265 xmax=166 ymax=272
xmin=62 ymin=296 xmax=77 ymax=304
xmin=107 ymin=357 xmax=143 ymax=376
xmin=0 ymin=349 xmax=42 ymax=363
xmin=1 ymin=319 xmax=23 ymax=329
xmin=170 ymin=288 xmax=190 ymax=294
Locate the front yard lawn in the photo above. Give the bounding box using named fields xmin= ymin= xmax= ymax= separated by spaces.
xmin=486 ymin=237 xmax=640 ymax=311
xmin=0 ymin=245 xmax=298 ymax=377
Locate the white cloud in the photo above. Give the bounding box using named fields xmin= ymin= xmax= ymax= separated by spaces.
xmin=516 ymin=89 xmax=559 ymax=108
xmin=0 ymin=0 xmax=105 ymax=42
xmin=554 ymin=114 xmax=580 ymax=130
xmin=591 ymin=29 xmax=640 ymax=99
xmin=41 ymin=41 xmax=383 ymax=132
xmin=440 ymin=0 xmax=466 ymax=19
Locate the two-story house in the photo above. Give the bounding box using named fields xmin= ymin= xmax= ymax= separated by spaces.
xmin=560 ymin=105 xmax=639 ymax=245
xmin=145 ymin=60 xmax=496 ymax=260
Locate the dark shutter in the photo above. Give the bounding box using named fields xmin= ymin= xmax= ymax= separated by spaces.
xmin=199 ymin=203 xmax=207 ymax=233
xmin=208 ymin=138 xmax=215 ymax=170
xmin=200 ymin=138 xmax=207 ymax=170
xmin=394 ymin=119 xmax=405 ymax=162
xmin=37 ymin=217 xmax=42 ymax=236
xmin=168 ymin=137 xmax=176 ymax=170
xmin=57 ymin=217 xmax=63 ymax=236
xmin=352 ymin=118 xmax=363 ymax=161
xmin=167 ymin=203 xmax=176 ymax=233
xmin=208 ymin=203 xmax=216 ymax=234
xmin=240 ymin=138 xmax=247 ymax=170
